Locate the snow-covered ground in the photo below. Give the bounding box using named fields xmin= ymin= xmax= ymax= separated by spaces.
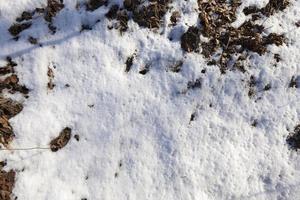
xmin=0 ymin=0 xmax=300 ymax=199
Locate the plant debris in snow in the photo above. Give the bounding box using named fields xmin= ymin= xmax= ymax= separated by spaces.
xmin=44 ymin=0 xmax=64 ymax=22
xmin=243 ymin=0 xmax=290 ymax=17
xmin=125 ymin=53 xmax=136 ymax=72
xmin=8 ymin=22 xmax=32 ymax=37
xmin=47 ymin=67 xmax=55 ymax=90
xmin=0 ymin=58 xmax=28 ymax=147
xmin=179 ymin=0 xmax=289 ymax=73
xmin=8 ymin=0 xmax=65 ymax=37
xmin=86 ymin=0 xmax=107 ymax=11
xmin=289 ymin=76 xmax=300 ymax=88
xmin=50 ymin=127 xmax=72 ymax=152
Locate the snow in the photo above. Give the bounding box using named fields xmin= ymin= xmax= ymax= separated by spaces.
xmin=0 ymin=0 xmax=300 ymax=199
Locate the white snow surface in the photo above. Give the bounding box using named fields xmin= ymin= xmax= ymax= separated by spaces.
xmin=0 ymin=0 xmax=300 ymax=199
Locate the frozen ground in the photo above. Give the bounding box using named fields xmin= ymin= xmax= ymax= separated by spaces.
xmin=0 ymin=0 xmax=300 ymax=199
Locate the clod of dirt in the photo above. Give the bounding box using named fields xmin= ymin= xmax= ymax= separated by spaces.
xmin=16 ymin=11 xmax=33 ymax=22
xmin=116 ymin=10 xmax=129 ymax=33
xmin=243 ymin=0 xmax=290 ymax=17
xmin=139 ymin=64 xmax=150 ymax=75
xmin=263 ymin=0 xmax=290 ymax=16
xmin=44 ymin=0 xmax=64 ymax=22
xmin=0 ymin=97 xmax=23 ymax=119
xmin=123 ymin=0 xmax=140 ymax=11
xmin=81 ymin=24 xmax=93 ymax=32
xmin=264 ymin=33 xmax=285 ymax=46
xmin=248 ymin=75 xmax=257 ymax=97
xmin=0 ymin=74 xmax=29 ymax=95
xmin=170 ymin=11 xmax=180 ymax=25
xmin=287 ymin=124 xmax=300 ymax=150
xmin=181 ymin=26 xmax=200 ymax=52
xmin=169 ymin=60 xmax=183 ymax=73
xmin=5 ymin=57 xmax=17 ymax=68
xmin=47 ymin=67 xmax=55 ymax=90
xmin=189 ymin=112 xmax=196 ymax=123
xmin=105 ymin=5 xmax=129 ymax=33
xmin=0 ymin=116 xmax=14 ymax=147
xmin=289 ymin=76 xmax=300 ymax=88
xmin=0 ymin=65 xmax=15 ymax=76
xmin=274 ymin=54 xmax=281 ymax=62
xmin=132 ymin=0 xmax=172 ymax=29
xmin=48 ymin=24 xmax=57 ymax=34
xmin=86 ymin=0 xmax=107 ymax=11
xmin=105 ymin=5 xmax=119 ymax=19
xmin=243 ymin=6 xmax=261 ymax=15
xmin=264 ymin=83 xmax=272 ymax=91
xmin=125 ymin=54 xmax=135 ymax=72
xmin=296 ymin=20 xmax=300 ymax=27
xmin=28 ymin=36 xmax=38 ymax=45
xmin=50 ymin=127 xmax=72 ymax=152
xmin=0 ymin=169 xmax=15 ymax=200
xmin=187 ymin=78 xmax=202 ymax=90
xmin=74 ymin=134 xmax=80 ymax=141
xmin=0 ymin=161 xmax=6 ymax=169
xmin=8 ymin=22 xmax=32 ymax=36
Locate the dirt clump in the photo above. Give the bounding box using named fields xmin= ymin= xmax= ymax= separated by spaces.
xmin=28 ymin=36 xmax=38 ymax=45
xmin=86 ymin=0 xmax=107 ymax=11
xmin=0 ymin=168 xmax=15 ymax=200
xmin=187 ymin=78 xmax=202 ymax=90
xmin=243 ymin=0 xmax=290 ymax=17
xmin=50 ymin=127 xmax=72 ymax=152
xmin=44 ymin=0 xmax=64 ymax=22
xmin=181 ymin=26 xmax=200 ymax=52
xmin=16 ymin=11 xmax=34 ymax=22
xmin=106 ymin=5 xmax=120 ymax=19
xmin=105 ymin=5 xmax=129 ymax=33
xmin=287 ymin=124 xmax=300 ymax=150
xmin=139 ymin=64 xmax=150 ymax=75
xmin=289 ymin=76 xmax=300 ymax=88
xmin=169 ymin=60 xmax=183 ymax=73
xmin=47 ymin=67 xmax=55 ymax=90
xmin=132 ymin=0 xmax=172 ymax=29
xmin=125 ymin=53 xmax=136 ymax=72
xmin=8 ymin=22 xmax=32 ymax=37
xmin=170 ymin=11 xmax=180 ymax=26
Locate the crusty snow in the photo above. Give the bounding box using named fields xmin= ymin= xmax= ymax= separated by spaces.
xmin=0 ymin=0 xmax=300 ymax=199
